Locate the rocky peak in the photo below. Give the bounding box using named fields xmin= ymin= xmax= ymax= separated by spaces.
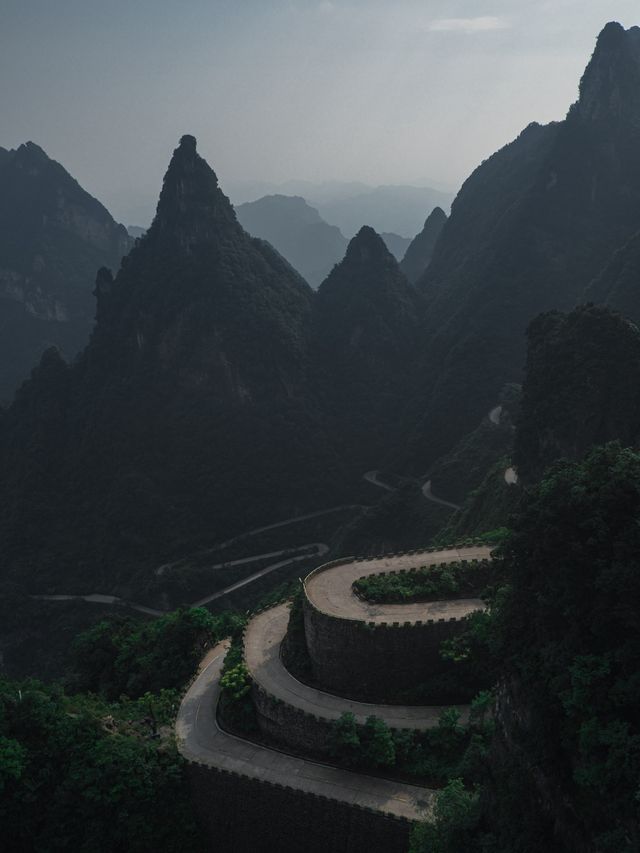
xmin=576 ymin=22 xmax=640 ymax=126
xmin=401 ymin=206 xmax=447 ymax=284
xmin=149 ymin=135 xmax=239 ymax=250
xmin=342 ymin=225 xmax=395 ymax=267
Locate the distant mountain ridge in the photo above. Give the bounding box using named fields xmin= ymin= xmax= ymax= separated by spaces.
xmin=235 ymin=194 xmax=347 ymax=287
xmin=0 ymin=142 xmax=132 ymax=400
xmin=314 ymin=184 xmax=453 ymax=238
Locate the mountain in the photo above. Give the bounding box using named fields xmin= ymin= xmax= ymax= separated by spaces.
xmin=407 ymin=22 xmax=640 ymax=470
xmin=0 ymin=136 xmax=343 ymax=592
xmin=315 ymin=184 xmax=453 ymax=238
xmin=380 ymin=232 xmax=412 ymax=261
xmin=234 ymin=194 xmax=347 ymax=287
xmin=311 ymin=226 xmax=421 ymax=469
xmin=514 ymin=304 xmax=640 ymax=483
xmin=0 ymin=142 xmax=132 ymax=401
xmin=399 ymin=207 xmax=447 ymax=284
xmin=586 ymin=226 xmax=640 ymax=322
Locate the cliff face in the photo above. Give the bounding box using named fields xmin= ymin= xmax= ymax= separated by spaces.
xmin=0 ymin=142 xmax=132 ymax=400
xmin=407 ymin=22 xmax=640 ymax=470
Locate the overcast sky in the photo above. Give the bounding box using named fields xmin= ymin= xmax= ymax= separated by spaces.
xmin=2 ymin=1 xmax=638 ymax=224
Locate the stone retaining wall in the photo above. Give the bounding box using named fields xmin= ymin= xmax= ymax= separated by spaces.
xmin=252 ymin=684 xmax=334 ymax=754
xmin=303 ymin=598 xmax=465 ymax=700
xmin=188 ymin=761 xmax=412 ymax=853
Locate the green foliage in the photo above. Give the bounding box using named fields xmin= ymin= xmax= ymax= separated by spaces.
xmin=361 ymin=715 xmax=396 ymax=768
xmin=329 ymin=712 xmax=362 ymax=767
xmin=218 ymin=641 xmax=258 ymax=735
xmin=0 ymin=735 xmax=26 ymax=791
xmin=220 ymin=663 xmax=251 ymax=700
xmin=495 ymin=443 xmax=640 ymax=849
xmin=72 ymin=607 xmax=244 ymax=699
xmin=515 ymin=305 xmax=640 ymax=483
xmin=409 ymin=779 xmax=482 ymax=853
xmin=0 ymin=677 xmax=203 ymax=851
xmin=353 ymin=560 xmax=493 ymax=604
xmin=436 ymin=459 xmax=521 ymax=545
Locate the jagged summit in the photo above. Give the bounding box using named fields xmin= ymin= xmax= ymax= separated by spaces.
xmin=341 ymin=225 xmax=396 ymax=267
xmin=149 ymin=135 xmax=238 ymax=245
xmin=576 ymin=21 xmax=640 ymax=125
xmin=400 ymin=207 xmax=447 ymax=284
xmin=14 ymin=141 xmax=50 ymax=166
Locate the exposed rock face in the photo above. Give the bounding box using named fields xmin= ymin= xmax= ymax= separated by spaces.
xmin=0 ymin=137 xmax=343 ymax=591
xmin=399 ymin=206 xmax=447 ymax=284
xmin=576 ymin=22 xmax=640 ymax=125
xmin=311 ymin=226 xmax=421 ymax=469
xmin=235 ymin=194 xmax=347 ymax=287
xmin=407 ymin=22 xmax=640 ymax=470
xmin=0 ymin=141 xmax=132 ymax=400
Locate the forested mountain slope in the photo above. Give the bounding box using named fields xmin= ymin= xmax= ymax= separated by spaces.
xmin=407 ymin=22 xmax=640 ymax=470
xmin=0 ymin=142 xmax=132 ymax=400
xmin=0 ymin=136 xmax=344 ymax=591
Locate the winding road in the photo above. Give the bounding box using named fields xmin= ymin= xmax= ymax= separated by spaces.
xmin=176 ymin=641 xmax=435 ymax=821
xmin=244 ymin=603 xmax=471 ymax=728
xmin=304 ymin=546 xmax=490 ymax=625
xmin=363 ymin=469 xmax=462 ymax=510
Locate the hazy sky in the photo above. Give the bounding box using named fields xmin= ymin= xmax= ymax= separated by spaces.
xmin=2 ymin=1 xmax=638 ymax=223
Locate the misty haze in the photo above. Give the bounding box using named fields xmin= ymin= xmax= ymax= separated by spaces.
xmin=2 ymin=3 xmax=640 ymax=852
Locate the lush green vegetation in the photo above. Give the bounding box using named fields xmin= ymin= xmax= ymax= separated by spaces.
xmin=0 ymin=604 xmax=260 ymax=851
xmin=353 ymin=560 xmax=493 ymax=604
xmin=515 ymin=305 xmax=640 ymax=483
xmin=218 ymin=640 xmax=259 ymax=735
xmin=328 ymin=692 xmax=493 ymax=786
xmin=72 ymin=607 xmax=244 ymax=699
xmin=0 ymin=677 xmax=203 ymax=852
xmin=411 ymin=443 xmax=640 ymax=851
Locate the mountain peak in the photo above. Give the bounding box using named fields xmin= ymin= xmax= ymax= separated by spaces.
xmin=345 ymin=225 xmax=393 ymax=265
xmin=149 ymin=135 xmax=238 ymax=247
xmin=400 ymin=206 xmax=447 ymax=284
xmin=576 ymin=22 xmax=640 ymax=125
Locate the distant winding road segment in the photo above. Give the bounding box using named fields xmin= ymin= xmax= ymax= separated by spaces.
xmin=176 ymin=641 xmax=435 ymax=821
xmin=363 ymin=469 xmax=461 ymax=510
xmin=32 ymin=541 xmax=330 ymax=616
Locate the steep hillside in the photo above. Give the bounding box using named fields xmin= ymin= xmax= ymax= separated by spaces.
xmin=311 ymin=226 xmax=421 ymax=470
xmin=588 ymin=228 xmax=640 ymax=322
xmin=409 ymin=22 xmax=640 ymax=469
xmin=514 ymin=304 xmax=640 ymax=483
xmin=380 ymin=232 xmax=412 ymax=261
xmin=0 ymin=142 xmax=132 ymax=400
xmin=235 ymin=194 xmax=347 ymax=287
xmin=400 ymin=207 xmax=447 ymax=284
xmin=0 ymin=136 xmax=343 ymax=592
